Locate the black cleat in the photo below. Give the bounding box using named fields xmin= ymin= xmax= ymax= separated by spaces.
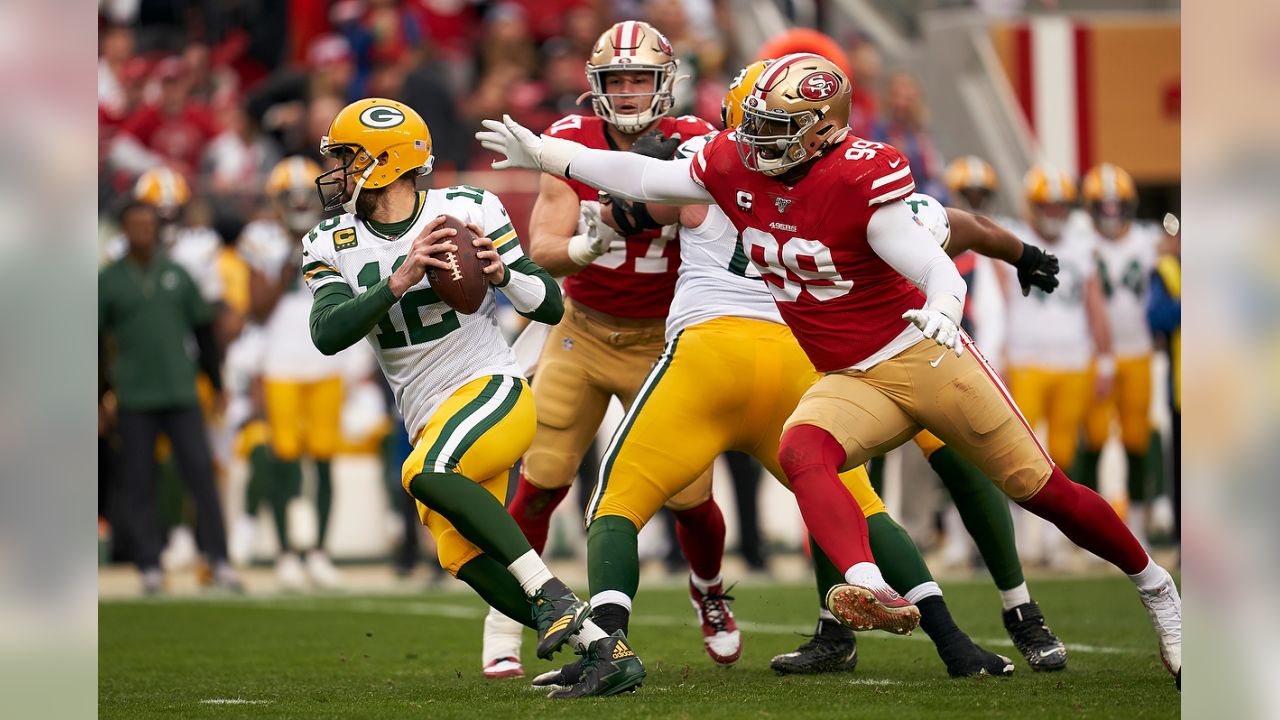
xmin=530 ymin=578 xmax=590 ymax=660
xmin=1003 ymin=600 xmax=1067 ymax=672
xmin=547 ymin=632 xmax=645 ymax=699
xmin=770 ymin=618 xmax=858 ymax=675
xmin=530 ymin=659 xmax=583 ymax=688
xmin=936 ymin=634 xmax=1015 ymax=678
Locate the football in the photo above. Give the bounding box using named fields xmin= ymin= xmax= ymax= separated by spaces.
xmin=428 ymin=214 xmax=489 ymax=314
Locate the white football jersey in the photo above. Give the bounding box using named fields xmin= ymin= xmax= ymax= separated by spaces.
xmin=240 ymin=219 xmax=354 ymax=382
xmin=1002 ymin=221 xmax=1097 ymax=370
xmin=1091 ymin=222 xmax=1161 ymax=359
xmin=303 ymin=186 xmax=524 ymax=438
xmin=222 ymin=324 xmax=265 ymax=432
xmin=664 ymin=132 xmax=783 ymax=340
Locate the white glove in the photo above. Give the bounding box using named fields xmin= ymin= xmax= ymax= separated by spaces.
xmin=567 ymin=200 xmax=624 ymax=266
xmin=903 ymin=295 xmax=965 ymax=357
xmin=475 ymin=114 xmax=583 ymax=176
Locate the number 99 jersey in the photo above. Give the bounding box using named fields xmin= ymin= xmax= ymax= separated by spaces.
xmin=689 ymin=130 xmax=926 ymax=372
xmin=302 ymin=186 xmax=524 ymax=439
xmin=543 ymin=113 xmax=716 ymax=319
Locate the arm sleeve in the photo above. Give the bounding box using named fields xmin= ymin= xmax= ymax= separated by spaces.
xmin=566 ymin=151 xmax=713 ymax=205
xmin=497 ymin=257 xmax=564 ymax=324
xmin=866 ymin=200 xmax=968 ymax=306
xmin=309 ymin=281 xmax=398 ymax=356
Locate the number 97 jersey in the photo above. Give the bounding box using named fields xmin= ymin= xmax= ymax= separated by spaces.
xmin=689 ymin=130 xmax=926 ymax=372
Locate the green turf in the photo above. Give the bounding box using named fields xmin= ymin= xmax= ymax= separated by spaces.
xmin=99 ymin=575 xmax=1179 ymax=719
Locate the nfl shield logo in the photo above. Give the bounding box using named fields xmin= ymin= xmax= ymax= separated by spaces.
xmin=774 ymin=196 xmax=794 ymax=213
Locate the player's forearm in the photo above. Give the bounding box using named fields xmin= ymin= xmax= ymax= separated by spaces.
xmin=944 ymin=209 xmax=1023 ymax=265
xmin=567 ymin=150 xmax=711 ymax=205
xmin=497 ymin=257 xmax=564 ymax=324
xmin=1085 ymin=278 xmax=1114 ymax=357
xmin=528 ymin=232 xmax=582 ymax=276
xmin=309 ymin=281 xmax=397 ymax=355
xmin=868 ymin=202 xmax=968 ymax=307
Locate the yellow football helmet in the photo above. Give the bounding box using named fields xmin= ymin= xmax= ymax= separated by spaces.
xmin=586 ymin=21 xmax=678 ymax=134
xmin=722 ymin=59 xmax=773 ymax=130
xmin=1023 ymin=163 xmax=1076 ymax=240
xmin=944 ymin=155 xmax=997 ymax=212
xmin=317 ymin=97 xmax=434 ymax=213
xmin=134 ymin=167 xmax=190 ymax=220
xmin=735 ymin=53 xmax=851 ymax=176
xmin=1081 ymin=162 xmax=1137 ymax=239
xmin=267 ymin=156 xmax=323 ymax=234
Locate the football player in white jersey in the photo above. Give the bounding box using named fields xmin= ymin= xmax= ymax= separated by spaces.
xmin=1000 ymin=164 xmax=1113 ymax=476
xmin=305 ymin=98 xmax=643 ymax=698
xmin=1078 ymin=163 xmax=1164 ymax=543
xmin=239 ymin=156 xmax=365 ymax=589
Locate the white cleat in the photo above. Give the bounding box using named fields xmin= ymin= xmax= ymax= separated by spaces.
xmin=482 ymin=605 xmax=526 ymax=677
xmin=1138 ymin=573 xmax=1181 ymax=685
xmin=276 ymin=553 xmax=307 ymax=591
xmin=305 ymin=550 xmax=342 ymax=589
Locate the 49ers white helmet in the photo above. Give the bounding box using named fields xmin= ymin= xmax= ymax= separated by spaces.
xmin=586 ymin=21 xmax=678 ymax=134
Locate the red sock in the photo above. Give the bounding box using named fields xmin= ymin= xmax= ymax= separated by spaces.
xmin=507 ymin=470 xmax=570 ymax=555
xmin=672 ymin=498 xmax=726 ymax=582
xmin=1018 ymin=465 xmax=1148 ymax=574
xmin=778 ymin=424 xmax=874 ymax=572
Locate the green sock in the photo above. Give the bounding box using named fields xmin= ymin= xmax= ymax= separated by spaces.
xmin=1075 ymin=449 xmax=1102 ymax=492
xmin=1126 ymin=451 xmax=1149 ymax=503
xmin=866 ymin=512 xmax=935 ymax=594
xmin=586 ymin=515 xmax=641 ymax=599
xmin=456 ymin=555 xmax=535 ymax=630
xmin=407 ymin=472 xmax=531 ymax=565
xmin=315 ymin=460 xmax=333 ymax=549
xmin=245 ymin=444 xmax=273 ymax=514
xmin=929 ymin=446 xmax=1025 ymax=591
xmin=809 ymin=536 xmax=845 ymax=608
xmin=867 ymin=456 xmax=884 ymax=496
xmin=271 ymin=458 xmax=303 ymax=552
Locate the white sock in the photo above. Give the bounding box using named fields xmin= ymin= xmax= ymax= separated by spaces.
xmin=843 ymin=562 xmax=891 ymax=592
xmin=818 ymin=608 xmax=837 ymax=622
xmin=567 ymin=618 xmax=609 ymax=652
xmin=1127 ymin=556 xmax=1168 ymax=592
xmin=904 ymin=581 xmax=942 ymax=604
xmin=507 ymin=549 xmax=554 ymax=595
xmin=999 ymin=582 xmax=1032 ymax=611
xmin=590 ymin=590 xmax=632 ymax=612
xmin=690 ymin=572 xmax=722 ymax=594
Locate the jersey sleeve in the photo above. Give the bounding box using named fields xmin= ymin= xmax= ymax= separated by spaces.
xmin=674 ymin=131 xmax=718 ymax=161
xmin=480 ymin=190 xmax=524 ymax=265
xmin=688 ymin=132 xmax=718 ymax=188
xmin=860 ymin=144 xmax=917 ymax=207
xmin=301 ymin=231 xmax=345 ymax=295
xmin=904 ymin=193 xmax=951 ymax=249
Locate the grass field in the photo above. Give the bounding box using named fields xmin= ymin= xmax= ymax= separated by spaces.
xmin=99 ymin=575 xmax=1179 ymax=719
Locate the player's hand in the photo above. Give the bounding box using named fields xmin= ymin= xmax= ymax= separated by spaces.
xmin=903 ymin=297 xmax=965 ymax=357
xmin=1014 ymin=242 xmax=1060 ymax=296
xmin=568 ymin=200 xmax=623 ymax=266
xmin=389 ymin=216 xmax=457 ymax=297
xmin=470 ymin=222 xmax=506 ymax=285
xmin=630 ymin=131 xmax=682 ymax=160
xmin=476 ymin=115 xmax=583 ymax=176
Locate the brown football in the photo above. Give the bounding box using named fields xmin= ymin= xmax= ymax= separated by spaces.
xmin=428 ymin=214 xmax=489 ymax=314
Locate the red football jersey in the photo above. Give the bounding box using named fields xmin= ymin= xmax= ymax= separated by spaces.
xmin=690 ymin=131 xmax=925 ymax=371
xmin=544 ymin=113 xmax=717 ymax=318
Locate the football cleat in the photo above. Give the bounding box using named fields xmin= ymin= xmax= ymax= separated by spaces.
xmin=825 ymin=583 xmax=921 ymax=636
xmin=935 ymin=634 xmax=1015 ymax=678
xmin=482 ymin=657 xmax=524 ymax=680
xmin=689 ymin=578 xmax=742 ymax=666
xmin=530 ymin=660 xmax=581 ymax=688
xmin=770 ymin=618 xmax=858 ymax=675
xmin=305 ymin=550 xmax=342 ymax=589
xmin=1138 ymin=574 xmax=1181 ymax=683
xmin=276 ymin=553 xmax=306 ymax=591
xmin=530 ymin=578 xmax=590 ymax=660
xmin=1002 ymin=600 xmax=1067 ymax=671
xmin=547 ymin=632 xmax=645 ymax=699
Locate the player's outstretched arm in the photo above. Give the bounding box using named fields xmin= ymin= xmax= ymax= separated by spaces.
xmin=476 ymin=115 xmax=713 ymax=205
xmin=944 ymin=208 xmax=1059 ymax=295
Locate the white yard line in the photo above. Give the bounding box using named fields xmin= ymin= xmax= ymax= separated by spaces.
xmin=198 ymin=699 xmax=271 ymax=705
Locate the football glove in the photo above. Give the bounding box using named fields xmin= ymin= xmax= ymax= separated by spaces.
xmin=476 ymin=115 xmax=583 ymax=176
xmin=1014 ymin=242 xmax=1060 ymax=296
xmin=598 ymin=130 xmax=683 ymax=235
xmin=903 ymin=295 xmax=965 ymax=357
xmin=567 ymin=200 xmax=624 ymax=266
xmin=629 ymin=131 xmax=682 ymax=161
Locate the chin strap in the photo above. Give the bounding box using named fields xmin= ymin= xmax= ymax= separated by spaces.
xmin=341 ymin=163 xmax=378 ymax=215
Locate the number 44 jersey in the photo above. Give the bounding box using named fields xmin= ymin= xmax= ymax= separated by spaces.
xmin=689 ymin=130 xmax=926 ymax=372
xmin=302 ymin=186 xmax=523 ymax=438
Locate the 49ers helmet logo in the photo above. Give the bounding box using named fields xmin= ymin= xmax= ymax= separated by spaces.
xmin=798 ymin=72 xmax=839 ymax=101
xmin=654 ymin=30 xmax=673 ymax=55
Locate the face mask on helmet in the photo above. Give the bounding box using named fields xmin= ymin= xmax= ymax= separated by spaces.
xmin=735 ymin=103 xmax=818 ymax=176
xmin=959 ymin=188 xmax=993 ymax=213
xmin=1090 ymin=199 xmax=1134 ymax=240
xmin=1032 ymin=202 xmax=1071 ymax=240
xmin=316 ymin=141 xmax=380 ymax=213
xmin=275 ymin=188 xmax=321 ymax=234
xmin=587 ymin=65 xmax=675 ymax=135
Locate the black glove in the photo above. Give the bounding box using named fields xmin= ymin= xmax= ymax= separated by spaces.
xmin=1014 ymin=242 xmax=1060 ymax=296
xmin=629 ymin=130 xmax=682 ymax=160
xmin=602 ymin=131 xmax=682 ymax=234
